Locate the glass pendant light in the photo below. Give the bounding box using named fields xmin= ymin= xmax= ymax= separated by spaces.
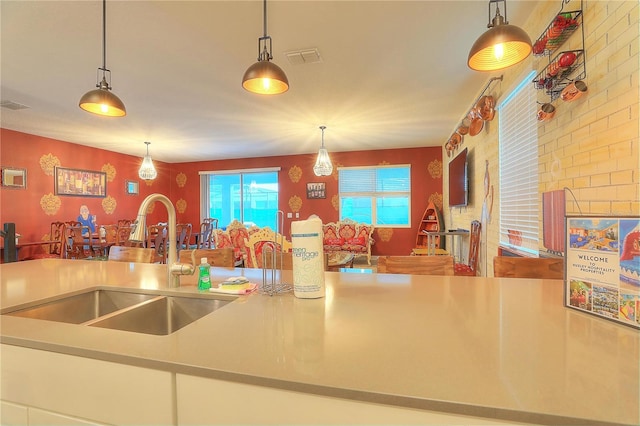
xmin=313 ymin=126 xmax=333 ymax=177
xmin=138 ymin=142 xmax=157 ymax=180
xmin=468 ymin=0 xmax=532 ymax=71
xmin=242 ymin=0 xmax=289 ymax=95
xmin=79 ymin=0 xmax=126 ymax=116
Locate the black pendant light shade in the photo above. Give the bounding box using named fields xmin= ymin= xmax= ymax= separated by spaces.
xmin=79 ymin=0 xmax=126 ymax=116
xmin=242 ymin=0 xmax=289 ymax=95
xmin=468 ymin=0 xmax=532 ymax=71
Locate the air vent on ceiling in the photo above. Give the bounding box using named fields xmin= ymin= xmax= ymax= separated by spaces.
xmin=1 ymin=100 xmax=30 ymax=111
xmin=285 ymin=48 xmax=322 ymax=65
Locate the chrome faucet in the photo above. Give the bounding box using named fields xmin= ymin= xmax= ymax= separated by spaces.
xmin=130 ymin=193 xmax=194 ymax=287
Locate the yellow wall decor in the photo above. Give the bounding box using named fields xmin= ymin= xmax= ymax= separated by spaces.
xmin=288 ymin=195 xmax=302 ymax=212
xmin=39 ymin=153 xmax=60 ymax=176
xmin=40 ymin=193 xmax=61 ymax=215
xmin=176 ymin=198 xmax=187 ymax=214
xmin=288 ymin=165 xmax=302 ymax=183
xmin=428 ymin=159 xmax=442 ymax=179
xmin=428 ymin=192 xmax=443 ymax=211
xmin=101 ymin=163 xmax=116 ymax=182
xmin=377 ymin=228 xmax=393 ymax=242
xmin=331 ymin=194 xmax=339 ymax=211
xmin=176 ymin=172 xmax=187 ymax=187
xmin=145 ymin=180 xmax=153 ymax=186
xmin=101 ymin=196 xmax=117 ymax=214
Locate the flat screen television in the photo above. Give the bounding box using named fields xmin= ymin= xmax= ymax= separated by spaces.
xmin=448 ymin=147 xmax=468 ymax=207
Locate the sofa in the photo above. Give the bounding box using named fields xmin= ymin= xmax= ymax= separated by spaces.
xmin=322 ymin=218 xmax=375 ymax=265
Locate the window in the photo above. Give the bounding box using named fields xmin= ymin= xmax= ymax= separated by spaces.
xmin=338 ymin=165 xmax=410 ymax=227
xmin=200 ymin=168 xmax=279 ymax=229
xmin=498 ymin=71 xmax=539 ymax=255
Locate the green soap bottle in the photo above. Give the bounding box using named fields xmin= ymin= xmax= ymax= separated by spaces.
xmin=197 ymin=257 xmax=211 ymax=291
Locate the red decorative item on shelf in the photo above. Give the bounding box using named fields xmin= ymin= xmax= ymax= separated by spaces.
xmin=559 ymin=51 xmax=577 ymax=68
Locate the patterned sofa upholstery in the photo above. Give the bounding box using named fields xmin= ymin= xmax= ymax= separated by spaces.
xmin=322 ymin=218 xmax=374 ymax=265
xmin=212 ymin=219 xmax=259 ymax=266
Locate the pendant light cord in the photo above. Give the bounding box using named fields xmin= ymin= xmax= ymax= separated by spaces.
xmin=262 ymin=0 xmax=267 ymax=38
xmin=101 ymin=0 xmax=107 ymax=71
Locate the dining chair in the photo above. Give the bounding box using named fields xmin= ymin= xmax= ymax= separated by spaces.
xmin=377 ymin=255 xmax=454 ymax=276
xmin=65 ymin=224 xmax=93 ymax=259
xmin=178 ymin=248 xmax=235 ymax=268
xmin=107 ymin=246 xmax=156 ymax=263
xmin=116 ymin=225 xmax=133 ymax=246
xmin=493 ymin=256 xmax=564 ymax=279
xmin=147 ymin=224 xmax=168 ymax=263
xmin=176 ymin=223 xmax=193 ymax=252
xmin=454 ymin=220 xmax=481 ymax=276
xmin=23 ymin=221 xmax=67 ymax=260
xmin=244 ymin=227 xmax=292 ymax=268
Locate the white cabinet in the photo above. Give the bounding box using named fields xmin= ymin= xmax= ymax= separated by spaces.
xmin=1 ymin=344 xmax=174 ymax=425
xmin=175 ymin=374 xmax=520 ymax=425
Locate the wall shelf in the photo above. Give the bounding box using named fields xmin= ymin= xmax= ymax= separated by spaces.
xmin=531 ymin=0 xmax=585 ymax=102
xmin=533 ymin=49 xmax=585 ymax=100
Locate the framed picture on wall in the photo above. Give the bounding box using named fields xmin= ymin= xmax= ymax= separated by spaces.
xmin=306 ymin=182 xmax=326 ymax=199
xmin=54 ymin=167 xmax=107 ymax=198
xmin=125 ymin=180 xmax=139 ymax=195
xmin=1 ymin=167 xmax=27 ymax=189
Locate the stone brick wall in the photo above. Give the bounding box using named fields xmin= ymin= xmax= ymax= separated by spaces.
xmin=445 ymin=0 xmax=639 ymax=276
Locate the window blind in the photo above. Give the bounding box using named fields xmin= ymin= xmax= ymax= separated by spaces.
xmin=498 ymin=71 xmax=539 ymax=255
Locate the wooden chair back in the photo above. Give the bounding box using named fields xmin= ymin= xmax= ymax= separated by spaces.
xmin=147 ymin=224 xmax=168 ymax=263
xmin=493 ymin=256 xmax=564 ymax=279
xmin=244 ymin=227 xmax=292 ymax=268
xmin=108 ymin=246 xmax=156 ymax=263
xmin=176 ymin=223 xmax=192 ymax=251
xmin=65 ymin=224 xmax=92 ymax=259
xmin=117 ymin=225 xmax=133 ymax=246
xmin=377 ymin=255 xmax=454 ymax=276
xmin=178 ymin=248 xmax=235 ymax=268
xmin=48 ymin=221 xmax=66 ymax=256
xmin=454 ymin=220 xmax=481 ymax=276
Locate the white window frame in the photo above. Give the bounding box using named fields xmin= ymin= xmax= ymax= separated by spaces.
xmin=498 ymin=70 xmax=539 ymax=255
xmin=338 ymin=164 xmax=411 ymax=228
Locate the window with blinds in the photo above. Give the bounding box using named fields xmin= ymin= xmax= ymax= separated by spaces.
xmin=498 ymin=71 xmax=539 ymax=255
xmin=338 ymin=165 xmax=411 ymax=227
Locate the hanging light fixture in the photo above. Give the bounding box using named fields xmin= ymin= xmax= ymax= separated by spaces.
xmin=138 ymin=142 xmax=157 ymax=180
xmin=468 ymin=0 xmax=532 ymax=72
xmin=79 ymin=0 xmax=126 ymax=117
xmin=313 ymin=126 xmax=333 ymax=177
xmin=242 ymin=0 xmax=289 ymax=95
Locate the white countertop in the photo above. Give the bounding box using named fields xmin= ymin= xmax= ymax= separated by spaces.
xmin=1 ymin=259 xmax=638 ymax=425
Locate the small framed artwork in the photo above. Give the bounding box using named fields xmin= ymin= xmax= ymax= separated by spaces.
xmin=54 ymin=167 xmax=107 ymax=198
xmin=306 ymin=182 xmax=326 ymax=199
xmin=1 ymin=167 xmax=27 ymax=189
xmin=125 ymin=180 xmax=139 ymax=195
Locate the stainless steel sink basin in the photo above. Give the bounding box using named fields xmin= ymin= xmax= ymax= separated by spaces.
xmin=5 ymin=290 xmax=157 ymax=324
xmin=4 ymin=289 xmax=232 ymax=335
xmin=88 ymin=295 xmax=229 ymax=335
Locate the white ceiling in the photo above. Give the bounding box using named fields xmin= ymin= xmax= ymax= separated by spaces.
xmin=0 ymin=0 xmax=538 ymax=163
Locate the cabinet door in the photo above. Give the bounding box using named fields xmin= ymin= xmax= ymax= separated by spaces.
xmin=1 ymin=344 xmax=173 ymax=425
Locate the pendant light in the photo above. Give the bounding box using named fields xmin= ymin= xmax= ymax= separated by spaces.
xmin=468 ymin=0 xmax=532 ymax=72
xmin=242 ymin=0 xmax=289 ymax=95
xmin=138 ymin=142 xmax=157 ymax=180
xmin=313 ymin=126 xmax=333 ymax=177
xmin=79 ymin=0 xmax=126 ymax=117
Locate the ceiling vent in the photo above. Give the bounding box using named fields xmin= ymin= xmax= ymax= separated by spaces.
xmin=1 ymin=100 xmax=30 ymax=111
xmin=285 ymin=48 xmax=322 ymax=65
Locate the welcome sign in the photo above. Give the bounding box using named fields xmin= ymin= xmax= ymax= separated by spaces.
xmin=565 ymin=216 xmax=640 ymax=329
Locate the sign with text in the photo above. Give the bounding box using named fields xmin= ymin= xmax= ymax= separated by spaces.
xmin=565 ymin=216 xmax=640 ymax=329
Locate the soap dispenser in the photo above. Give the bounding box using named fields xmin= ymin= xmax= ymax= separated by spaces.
xmin=197 ymin=257 xmax=211 ymax=291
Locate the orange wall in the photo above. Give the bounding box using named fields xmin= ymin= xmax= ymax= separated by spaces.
xmin=1 ymin=128 xmax=443 ymax=258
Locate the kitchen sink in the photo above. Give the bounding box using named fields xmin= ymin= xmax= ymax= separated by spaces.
xmin=4 ymin=289 xmax=232 ymax=335
xmin=87 ymin=295 xmax=229 ymax=335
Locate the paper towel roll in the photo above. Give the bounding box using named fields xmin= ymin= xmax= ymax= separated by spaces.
xmin=291 ymin=216 xmax=325 ymax=298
